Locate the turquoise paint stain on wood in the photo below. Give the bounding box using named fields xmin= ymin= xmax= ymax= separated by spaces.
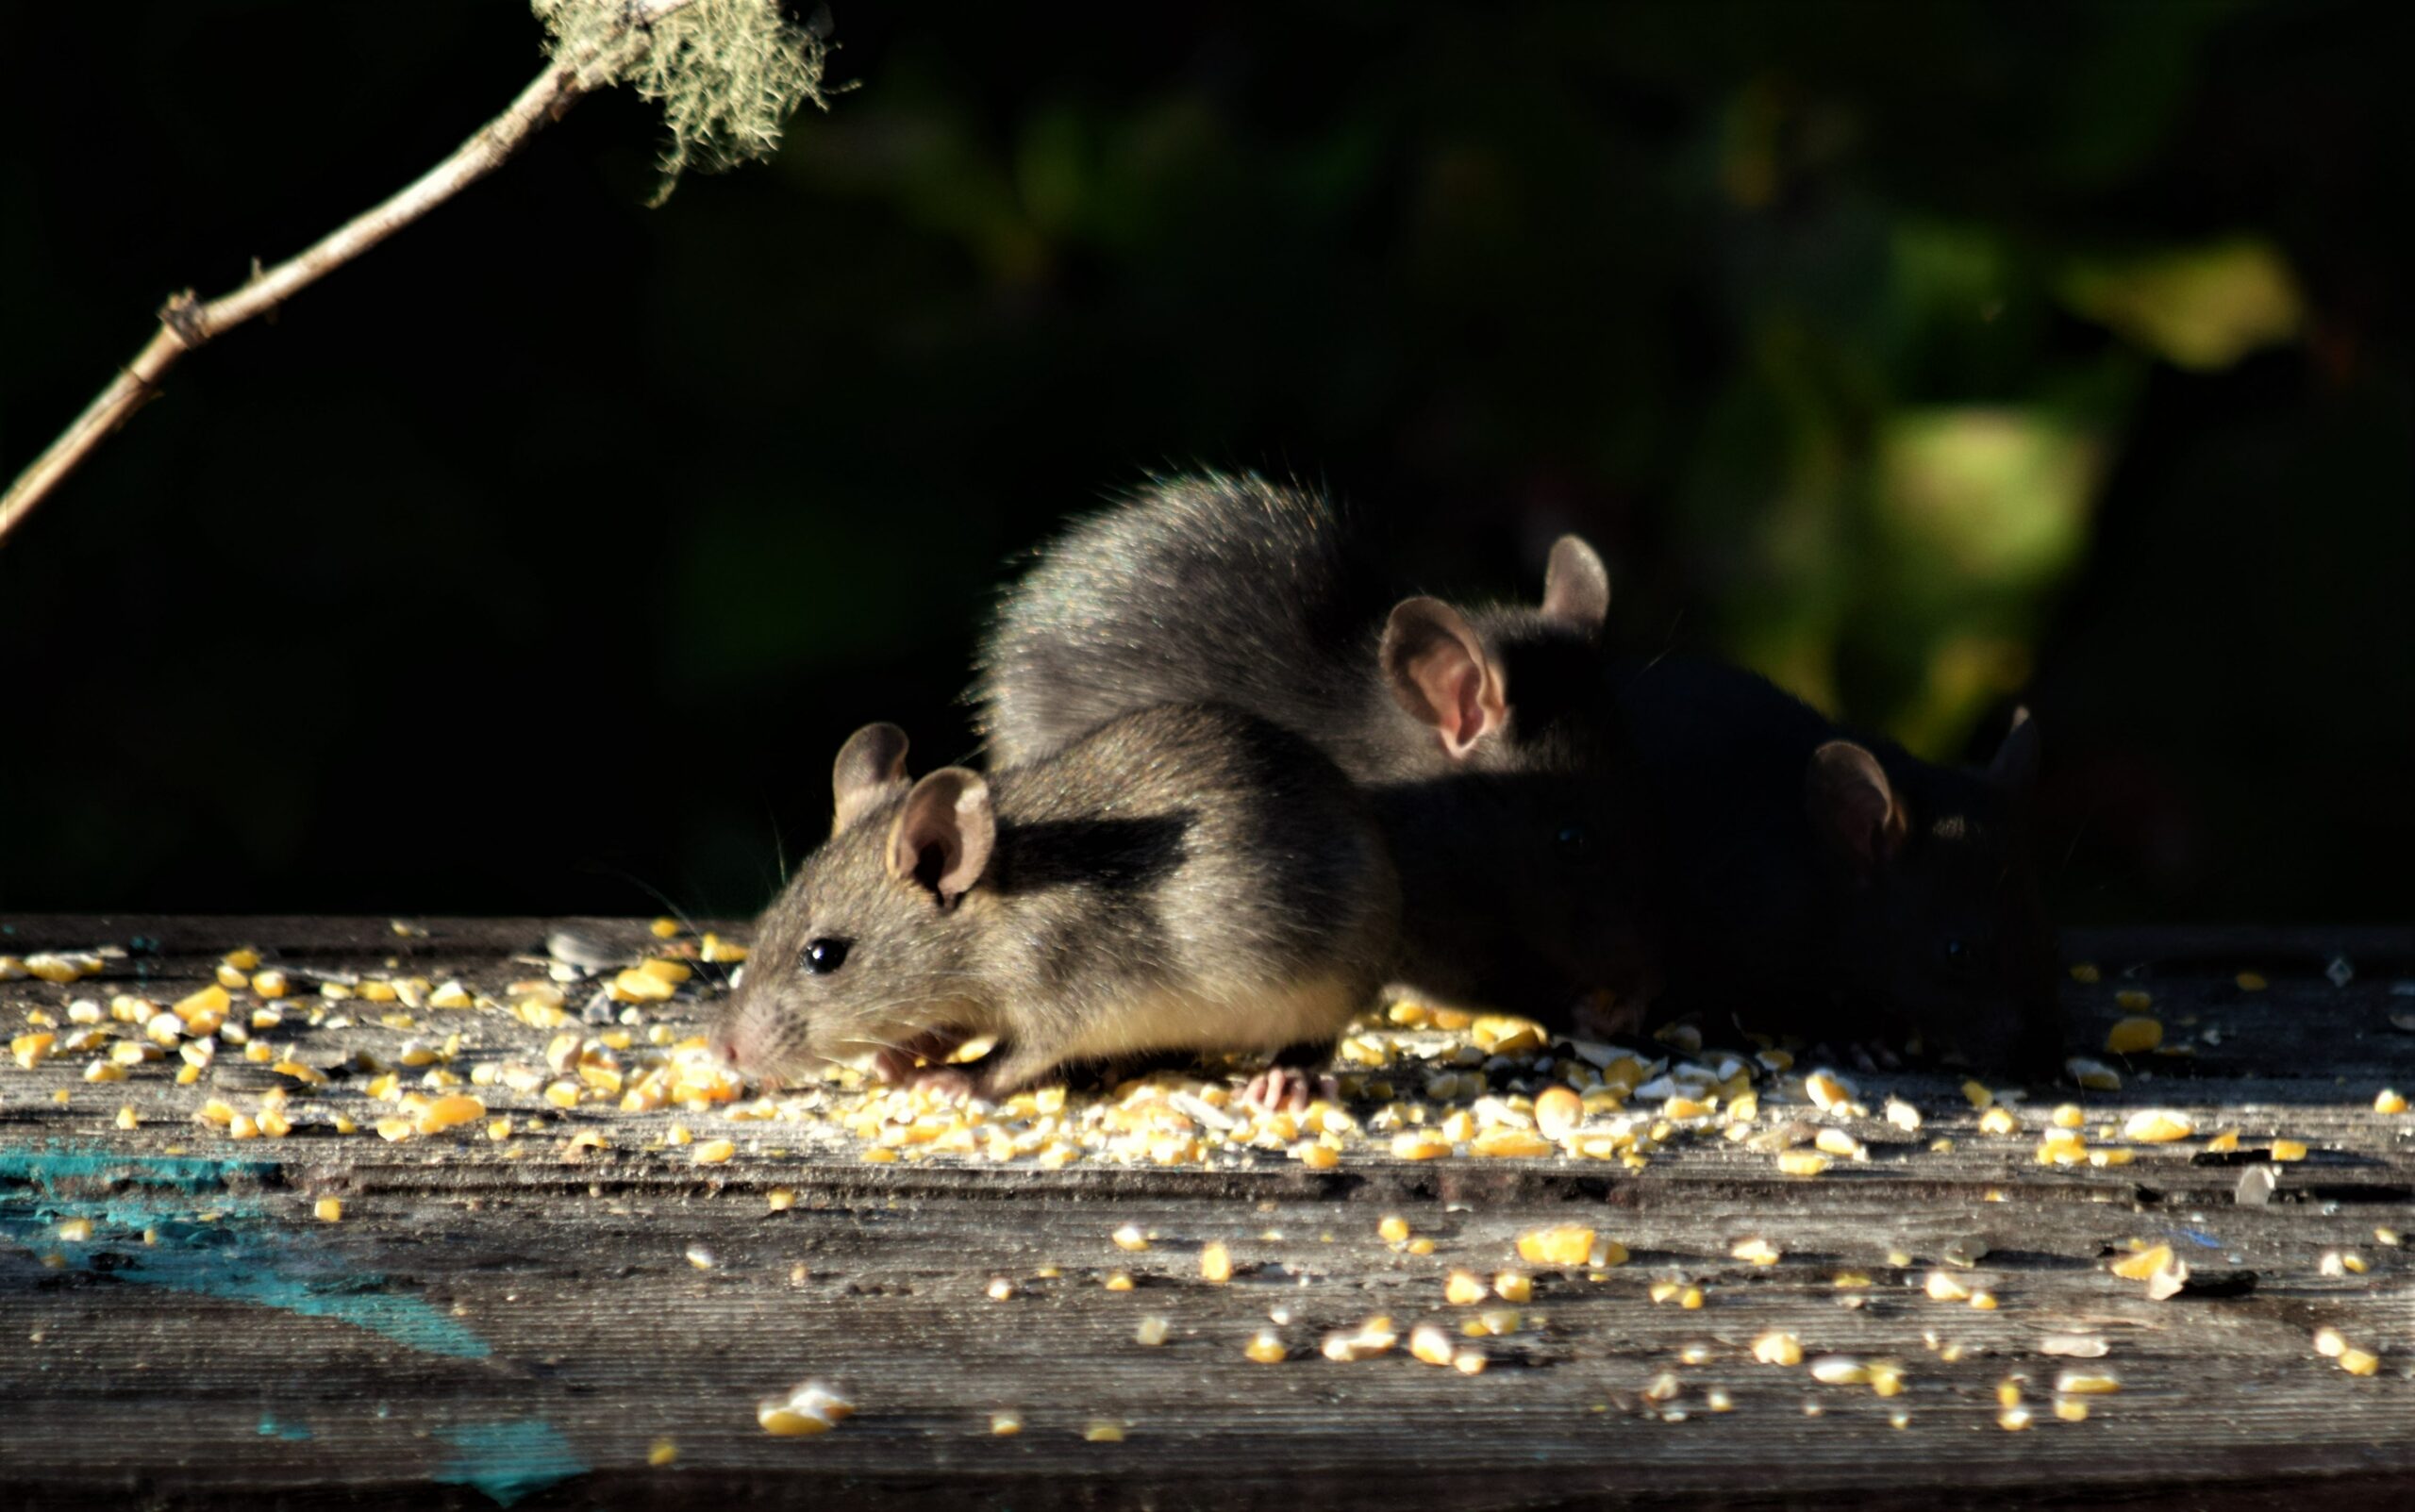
xmin=2 ymin=1141 xmax=490 ymax=1359
xmin=434 ymin=1420 xmax=589 ymax=1506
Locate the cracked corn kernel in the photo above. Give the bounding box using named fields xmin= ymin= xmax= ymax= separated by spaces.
xmin=767 ymin=1188 xmax=796 ymax=1213
xmin=757 ymin=1382 xmax=852 ymax=1437
xmin=1805 ymin=1072 xmax=1855 ymax=1110
xmin=1884 ymin=1099 xmax=1923 ymax=1131
xmin=1103 ymin=1272 xmax=1133 ymax=1292
xmin=2105 ymin=1017 xmax=2161 ymax=1055
xmin=2114 ymin=989 xmax=2153 ymax=1011
xmin=1517 ymin=1225 xmax=1594 ymax=1266
xmin=1293 ymin=1141 xmax=1340 ymax=1170
xmin=1534 ymin=1085 xmax=1583 ymax=1139
xmin=650 ymin=917 xmax=681 ymax=939
xmin=1808 ymin=1356 xmax=1869 ymax=1385
xmin=1446 ymin=1271 xmax=1488 ymax=1305
xmin=1978 ymin=1105 xmax=2019 ymax=1136
xmin=1731 ymin=1238 xmax=1782 ymax=1266
xmin=1320 ymin=1317 xmax=1398 ymax=1361
xmin=2070 ymin=962 xmax=2101 ymax=983
xmin=986 ymin=1277 xmax=1015 ymax=1301
xmin=2313 ymin=1327 xmax=2347 ymax=1357
xmin=1924 ymin=1271 xmax=1972 ymax=1302
xmin=648 ymin=1438 xmax=677 ymax=1467
xmin=2339 ymin=1348 xmax=2380 ymax=1376
xmin=1969 ymin=1290 xmax=1998 ymax=1311
xmin=2271 ymin=1138 xmax=2307 ymax=1161
xmin=2376 ymin=1089 xmax=2408 ymax=1114
xmin=1378 ymin=1215 xmax=1410 ymax=1243
xmin=990 ymin=1412 xmax=1022 ymax=1436
xmin=1452 ymin=1350 xmax=1487 ymax=1375
xmin=2377 ymin=1228 xmax=2402 ymax=1247
xmin=1778 ymin=1152 xmax=1830 ymax=1176
xmin=1471 ymin=1129 xmax=1555 ymax=1157
xmin=1200 ymin=1242 xmax=1233 ymax=1283
xmin=315 ymin=1198 xmax=343 ymax=1222
xmin=1813 ymin=1128 xmax=1864 ymax=1158
xmin=1493 ymin=1271 xmax=1532 ymax=1304
xmin=692 ymin=1138 xmax=736 ymax=1165
xmin=2053 ymin=1396 xmax=2090 ymax=1422
xmin=1391 ymin=1131 xmax=1453 ymax=1159
xmin=1134 ymin=1316 xmax=1170 ymax=1347
xmin=2056 ymin=1371 xmax=2119 ymax=1394
xmin=1111 ymin=1224 xmax=1149 ymax=1252
xmin=2204 ymin=1128 xmax=2240 ymax=1153
xmin=1085 ymin=1421 xmax=1126 ymax=1442
xmin=2122 ymin=1109 xmax=2194 ymax=1142
xmin=2052 ymin=1104 xmax=2085 ymax=1128
xmin=1751 ymin=1332 xmax=1803 ymax=1366
xmin=1244 ymin=1329 xmax=1286 ymax=1364
xmin=56 ymin=1219 xmax=92 ymax=1242
xmin=114 ymin=1106 xmax=139 ymax=1132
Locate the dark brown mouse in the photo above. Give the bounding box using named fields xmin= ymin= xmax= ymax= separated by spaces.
xmin=712 ymin=703 xmax=1400 ymax=1107
xmin=1614 ymin=655 xmax=2059 ymax=1072
xmin=974 ymin=471 xmax=1662 ymax=1026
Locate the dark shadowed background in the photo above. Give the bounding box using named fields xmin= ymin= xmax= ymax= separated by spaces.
xmin=2 ymin=0 xmax=2407 ymax=926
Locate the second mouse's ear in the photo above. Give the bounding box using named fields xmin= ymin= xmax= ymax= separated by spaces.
xmin=888 ymin=769 xmax=995 ymax=906
xmin=1987 ymin=706 xmax=2040 ymax=794
xmin=1540 ymin=534 xmax=1611 ymax=638
xmin=833 ymin=723 xmax=913 ymax=835
xmin=1806 ymin=740 xmax=1907 ymax=880
xmin=1381 ymin=597 xmax=1509 ymax=759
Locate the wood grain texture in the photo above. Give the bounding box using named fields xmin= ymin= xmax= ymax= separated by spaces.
xmin=3 ymin=916 xmax=2410 ymax=1510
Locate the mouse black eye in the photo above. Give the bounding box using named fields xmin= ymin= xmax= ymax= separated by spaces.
xmin=802 ymin=938 xmax=851 ymax=975
xmin=1556 ymin=823 xmax=1592 ymax=857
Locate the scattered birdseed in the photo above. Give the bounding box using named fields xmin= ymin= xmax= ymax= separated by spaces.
xmin=2271 ymin=1138 xmax=2308 ymax=1161
xmin=1111 ymin=1224 xmax=1149 ymax=1252
xmin=1244 ymin=1329 xmax=1286 ymax=1364
xmin=1134 ymin=1316 xmax=1170 ymax=1347
xmin=314 ymin=1198 xmax=342 ymax=1223
xmin=1752 ymin=1332 xmax=1804 ymax=1366
xmin=648 ymin=1438 xmax=677 ymax=1467
xmin=1517 ymin=1225 xmax=1595 ymax=1267
xmin=1409 ymin=1324 xmax=1455 ymax=1366
xmin=2122 ymin=1109 xmax=2194 ymax=1143
xmin=1200 ymin=1241 xmax=1233 ymax=1284
xmin=1731 ymin=1238 xmax=1782 ymax=1266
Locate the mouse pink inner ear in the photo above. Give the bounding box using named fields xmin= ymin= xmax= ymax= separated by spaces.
xmin=1540 ymin=534 xmax=1611 ymax=637
xmin=1988 ymin=706 xmax=2040 ymax=793
xmin=1806 ymin=739 xmax=1907 ymax=878
xmin=832 ymin=723 xmax=913 ymax=835
xmin=887 ymin=768 xmax=995 ymax=906
xmin=1380 ymin=597 xmax=1509 ymax=759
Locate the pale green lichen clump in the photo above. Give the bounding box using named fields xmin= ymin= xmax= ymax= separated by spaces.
xmin=534 ymin=0 xmax=834 ymax=203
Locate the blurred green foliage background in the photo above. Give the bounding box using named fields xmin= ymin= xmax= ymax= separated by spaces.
xmin=1 ymin=0 xmax=2407 ymax=924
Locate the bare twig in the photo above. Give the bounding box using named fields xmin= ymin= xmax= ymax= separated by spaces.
xmin=0 ymin=0 xmax=703 ymax=547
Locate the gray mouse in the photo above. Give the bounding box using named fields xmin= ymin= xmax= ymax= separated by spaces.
xmin=975 ymin=471 xmax=1664 ymax=1026
xmin=711 ymin=702 xmax=1400 ymax=1109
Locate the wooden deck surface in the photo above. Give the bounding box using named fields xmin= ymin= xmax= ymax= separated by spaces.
xmin=3 ymin=915 xmax=2411 ymax=1510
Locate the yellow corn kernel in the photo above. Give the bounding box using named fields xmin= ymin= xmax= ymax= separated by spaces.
xmin=2069 ymin=963 xmax=2101 ymax=983
xmin=416 ymin=1094 xmax=485 ymax=1135
xmin=2235 ymin=971 xmax=2267 ymax=991
xmin=2205 ymin=1128 xmax=2240 ymax=1153
xmin=1471 ymin=1129 xmax=1555 ymax=1157
xmin=639 ymin=957 xmax=692 ymax=986
xmin=650 ymin=917 xmax=682 ymax=939
xmin=315 ymin=1198 xmax=343 ymax=1223
xmin=767 ymin=1188 xmax=796 ymax=1212
xmin=1960 ymin=1080 xmax=1994 ymax=1109
xmin=2339 ymin=1348 xmax=2380 ymax=1377
xmin=1813 ymin=1127 xmax=1864 ymax=1158
xmin=215 ymin=964 xmax=249 ymax=989
xmin=1378 ymin=1215 xmax=1410 ymax=1243
xmin=2105 ymin=1017 xmax=2162 ymax=1055
xmin=648 ymin=1438 xmax=678 ymax=1467
xmin=2271 ymin=1138 xmax=2307 ymax=1161
xmin=1805 ymin=1072 xmax=1855 ymax=1110
xmin=1533 ymin=1085 xmax=1583 ymax=1139
xmin=2109 ymin=1244 xmax=2173 ymax=1281
xmin=1778 ymin=1152 xmax=1831 ymax=1176
xmin=2056 ymin=1371 xmax=2120 ymax=1394
xmin=1445 ymin=1271 xmax=1488 ymax=1305
xmin=2115 ymin=989 xmax=2154 ymax=1011
xmin=272 ymin=1059 xmax=327 ymax=1087
xmin=692 ymin=1138 xmax=736 ymax=1165
xmin=1808 ymin=1355 xmax=1869 ymax=1386
xmin=990 ymin=1412 xmax=1022 ymax=1437
xmin=1924 ymin=1270 xmax=1972 ymax=1302
xmin=1493 ymin=1271 xmax=1532 ymax=1304
xmin=56 ymin=1218 xmax=94 ymax=1242
xmin=1133 ymin=1315 xmax=1171 ymax=1347
xmin=1201 ymin=1241 xmax=1234 ymax=1284
xmin=2123 ymin=1109 xmax=2194 ymax=1142
xmin=1979 ymin=1106 xmax=2020 ymax=1136
xmin=1390 ymin=1131 xmax=1454 ymax=1160
xmin=756 ymin=1382 xmax=852 ymax=1436
xmin=2376 ymin=1088 xmax=2408 ymax=1115
xmin=1102 ymin=1271 xmax=1134 ymax=1292
xmin=1293 ymin=1141 xmax=1340 ymax=1170
xmin=1516 ymin=1225 xmax=1594 ymax=1267
xmin=1731 ymin=1238 xmax=1782 ymax=1266
xmin=1111 ymin=1223 xmax=1150 ymax=1253
xmin=1244 ymin=1329 xmax=1287 ymax=1364
xmin=375 ymin=1118 xmax=416 ymax=1142
xmin=1751 ymin=1331 xmax=1804 ymax=1366
xmin=114 ymin=1105 xmax=139 ymax=1132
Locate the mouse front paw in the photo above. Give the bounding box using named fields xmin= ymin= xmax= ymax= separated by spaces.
xmin=908 ymin=1065 xmax=979 ymax=1104
xmin=1241 ymin=1065 xmax=1338 ymax=1115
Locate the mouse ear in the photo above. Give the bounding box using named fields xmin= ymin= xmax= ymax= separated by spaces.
xmin=833 ymin=723 xmax=913 ymax=835
xmin=1540 ymin=535 xmax=1611 ymax=638
xmin=1381 ymin=597 xmax=1509 ymax=759
xmin=1987 ymin=706 xmax=2040 ymax=793
xmin=1806 ymin=739 xmax=1907 ymax=879
xmin=888 ymin=768 xmax=995 ymax=906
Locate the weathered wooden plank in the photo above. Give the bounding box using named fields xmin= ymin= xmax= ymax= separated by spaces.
xmin=3 ymin=917 xmax=2410 ymax=1509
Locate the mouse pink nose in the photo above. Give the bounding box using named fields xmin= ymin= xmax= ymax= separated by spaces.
xmin=708 ymin=1019 xmax=748 ymax=1069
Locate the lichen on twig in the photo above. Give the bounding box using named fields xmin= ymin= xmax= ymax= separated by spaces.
xmin=535 ymin=0 xmax=837 ymax=203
